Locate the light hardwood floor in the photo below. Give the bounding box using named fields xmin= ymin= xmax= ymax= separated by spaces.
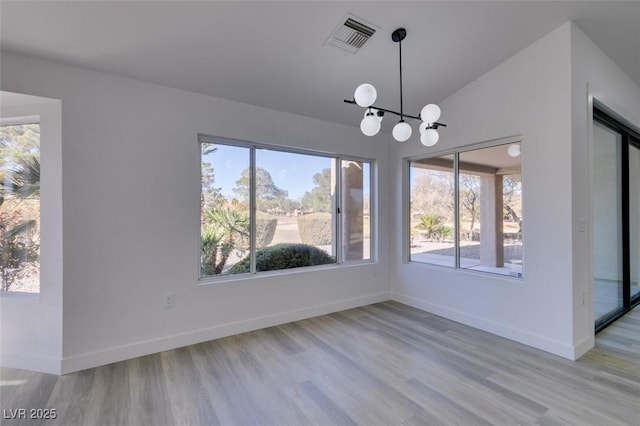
xmin=585 ymin=303 xmax=640 ymax=376
xmin=1 ymin=301 xmax=639 ymax=425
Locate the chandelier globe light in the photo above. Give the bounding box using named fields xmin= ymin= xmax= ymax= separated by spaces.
xmin=507 ymin=143 xmax=521 ymax=157
xmin=421 ymin=128 xmax=440 ymax=146
xmin=360 ymin=110 xmax=381 ymax=136
xmin=354 ymin=84 xmax=377 ymax=107
xmin=393 ymin=121 xmax=412 ymax=142
xmin=345 ymin=27 xmax=446 ymax=144
xmin=420 ymin=104 xmax=441 ymax=124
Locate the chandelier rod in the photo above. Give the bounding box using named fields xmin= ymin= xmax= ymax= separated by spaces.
xmin=398 ymin=32 xmax=404 ymax=120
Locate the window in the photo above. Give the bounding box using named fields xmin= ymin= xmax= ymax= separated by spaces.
xmin=200 ymin=136 xmax=373 ymax=279
xmin=0 ymin=122 xmax=41 ymax=293
xmin=342 ymin=161 xmax=371 ymax=262
xmin=409 ymin=155 xmax=455 ymax=267
xmin=409 ymin=142 xmax=523 ymax=278
xmin=200 ymin=143 xmax=250 ymax=276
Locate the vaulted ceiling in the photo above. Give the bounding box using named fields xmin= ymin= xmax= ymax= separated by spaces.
xmin=1 ymin=1 xmax=638 ymax=130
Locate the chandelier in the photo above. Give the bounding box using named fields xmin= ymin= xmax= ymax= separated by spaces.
xmin=344 ymin=28 xmax=446 ymax=146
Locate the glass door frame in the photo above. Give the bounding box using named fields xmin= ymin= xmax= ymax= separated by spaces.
xmin=594 ymin=107 xmax=640 ymax=332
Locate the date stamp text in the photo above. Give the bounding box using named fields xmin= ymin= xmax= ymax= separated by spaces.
xmin=3 ymin=408 xmax=57 ymax=420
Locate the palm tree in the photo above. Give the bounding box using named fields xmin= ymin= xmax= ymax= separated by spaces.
xmin=9 ymin=157 xmax=40 ymax=198
xmin=201 ymin=207 xmax=249 ymax=275
xmin=200 ymin=223 xmax=223 ymax=277
xmin=438 ymin=225 xmax=453 ymax=242
xmin=415 ymin=214 xmax=445 ymax=241
xmin=0 ymin=158 xmax=40 ymax=291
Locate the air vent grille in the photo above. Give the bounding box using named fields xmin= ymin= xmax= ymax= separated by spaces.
xmin=325 ymin=14 xmax=378 ymax=54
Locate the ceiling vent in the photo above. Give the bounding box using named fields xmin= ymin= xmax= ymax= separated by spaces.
xmin=325 ymin=14 xmax=378 ymax=54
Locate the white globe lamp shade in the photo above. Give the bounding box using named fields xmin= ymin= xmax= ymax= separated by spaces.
xmin=418 ymin=121 xmax=428 ymax=134
xmin=392 ymin=121 xmax=412 ymax=142
xmin=420 ymin=104 xmax=441 ymax=124
xmin=420 ymin=128 xmax=439 ymax=147
xmin=360 ymin=115 xmax=381 ymax=136
xmin=507 ymin=144 xmax=521 ymax=157
xmin=354 ymin=83 xmax=377 ymax=107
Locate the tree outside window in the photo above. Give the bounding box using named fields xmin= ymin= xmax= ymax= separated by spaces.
xmin=0 ymin=123 xmax=41 ymax=293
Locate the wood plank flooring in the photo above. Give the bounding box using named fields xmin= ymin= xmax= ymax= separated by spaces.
xmin=1 ymin=301 xmax=639 ymax=425
xmin=585 ymin=303 xmax=640 ymax=376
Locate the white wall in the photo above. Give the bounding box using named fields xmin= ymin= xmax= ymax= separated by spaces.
xmin=390 ymin=23 xmax=577 ymax=358
xmin=0 ymin=53 xmax=391 ymax=373
xmin=570 ymin=23 xmax=640 ymax=356
xmin=0 ymin=94 xmax=63 ymax=374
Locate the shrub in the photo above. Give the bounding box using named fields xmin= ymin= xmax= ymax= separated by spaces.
xmin=229 ymin=243 xmax=335 ymax=273
xmin=233 ymin=212 xmax=278 ymax=249
xmin=438 ymin=225 xmax=453 ymax=242
xmin=297 ymin=213 xmax=332 ymax=245
xmin=256 ymin=213 xmax=278 ymax=248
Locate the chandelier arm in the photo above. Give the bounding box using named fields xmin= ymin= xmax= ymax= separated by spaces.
xmin=344 ymin=100 xmax=421 ymax=120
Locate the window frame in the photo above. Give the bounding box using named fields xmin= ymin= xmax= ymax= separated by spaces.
xmin=198 ymin=134 xmax=375 ymax=282
xmin=406 ymin=137 xmax=524 ymax=279
xmin=339 ymin=158 xmax=374 ymax=265
xmin=0 ymin=92 xmax=62 ymax=303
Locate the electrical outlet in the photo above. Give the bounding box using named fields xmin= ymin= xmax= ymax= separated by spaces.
xmin=164 ymin=293 xmax=175 ymax=308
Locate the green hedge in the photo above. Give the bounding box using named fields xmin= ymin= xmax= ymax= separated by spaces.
xmin=256 ymin=213 xmax=278 ymax=247
xmin=297 ymin=213 xmax=332 ymax=245
xmin=235 ymin=212 xmax=278 ymax=248
xmin=229 ymin=243 xmax=335 ymax=273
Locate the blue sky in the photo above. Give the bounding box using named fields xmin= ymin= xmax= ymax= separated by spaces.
xmin=204 ymin=144 xmax=332 ymax=200
xmin=203 ymin=143 xmax=371 ymax=201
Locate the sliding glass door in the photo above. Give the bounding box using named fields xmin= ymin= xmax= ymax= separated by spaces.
xmin=592 ymin=121 xmax=624 ymax=321
xmin=593 ymin=108 xmax=640 ymax=331
xmin=630 ymin=142 xmax=640 ymax=302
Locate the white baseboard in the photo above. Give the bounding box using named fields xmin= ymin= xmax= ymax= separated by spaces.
xmin=11 ymin=290 xmax=586 ymax=374
xmin=573 ymin=334 xmax=595 ymax=359
xmin=61 ymin=291 xmax=389 ymax=374
xmin=391 ymin=292 xmax=578 ymax=360
xmin=1 ymin=352 xmax=61 ymax=375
